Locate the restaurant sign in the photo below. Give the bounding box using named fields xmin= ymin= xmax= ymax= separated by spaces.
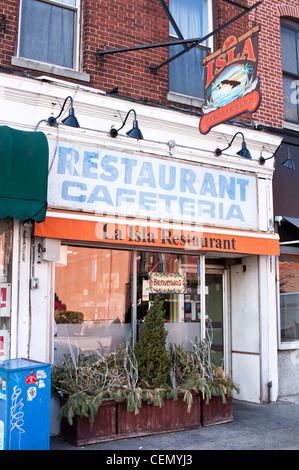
xmin=149 ymin=273 xmax=187 ymax=294
xmin=199 ymin=25 xmax=262 ymax=135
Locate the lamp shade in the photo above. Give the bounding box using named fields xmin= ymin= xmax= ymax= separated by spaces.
xmin=61 ymin=107 xmax=80 ymax=128
xmin=282 ymin=158 xmax=295 ymax=169
xmin=282 ymin=149 xmax=295 ymax=169
xmin=126 ymin=119 xmax=143 ymax=139
xmin=237 ymin=142 xmax=252 ymax=159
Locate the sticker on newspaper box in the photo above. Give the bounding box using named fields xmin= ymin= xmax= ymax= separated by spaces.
xmin=26 ymin=375 xmax=37 ymax=385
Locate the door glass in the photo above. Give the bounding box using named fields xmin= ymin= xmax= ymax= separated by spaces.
xmin=136 ymin=252 xmax=202 ymax=349
xmin=205 ymin=272 xmax=224 ymax=367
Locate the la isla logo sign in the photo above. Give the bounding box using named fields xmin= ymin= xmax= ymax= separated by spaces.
xmin=199 ymin=25 xmax=262 ymax=134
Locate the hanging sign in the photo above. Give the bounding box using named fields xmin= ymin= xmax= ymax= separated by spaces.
xmin=199 ymin=25 xmax=262 ymax=134
xmin=149 ymin=273 xmax=187 ymax=294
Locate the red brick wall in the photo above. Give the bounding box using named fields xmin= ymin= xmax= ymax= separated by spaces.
xmin=246 ymin=0 xmax=299 ymax=128
xmin=1 ymin=0 xmax=299 ymax=129
xmin=0 ymin=0 xmax=19 ymax=69
xmin=83 ymin=0 xmax=169 ymax=104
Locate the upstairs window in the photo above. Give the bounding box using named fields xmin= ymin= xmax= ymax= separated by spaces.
xmin=169 ymin=0 xmax=212 ymax=100
xmin=281 ymin=20 xmax=299 ymax=124
xmin=18 ymin=0 xmax=80 ymax=70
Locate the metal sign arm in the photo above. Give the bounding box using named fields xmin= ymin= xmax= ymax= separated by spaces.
xmin=150 ymin=0 xmax=261 ymax=74
xmin=96 ymin=1 xmax=262 ymax=72
xmin=158 ymin=0 xmax=188 ymax=51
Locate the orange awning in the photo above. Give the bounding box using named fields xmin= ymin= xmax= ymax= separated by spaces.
xmin=34 ymin=210 xmax=280 ymax=256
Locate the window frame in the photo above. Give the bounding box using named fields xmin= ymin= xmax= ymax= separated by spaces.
xmin=281 ymin=19 xmax=299 ymax=126
xmin=16 ymin=0 xmax=81 ymax=72
xmin=277 ymin=248 xmax=299 ymax=350
xmin=167 ymin=0 xmax=213 ymax=104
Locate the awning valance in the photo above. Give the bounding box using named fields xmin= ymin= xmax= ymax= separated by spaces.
xmin=0 ymin=125 xmax=49 ymax=222
xmin=34 ymin=210 xmax=280 ymax=256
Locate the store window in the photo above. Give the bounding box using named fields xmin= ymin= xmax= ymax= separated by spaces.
xmin=54 ymin=247 xmax=225 ymax=367
xmin=281 ymin=20 xmax=299 ymax=124
xmin=54 ymin=247 xmax=133 ymax=364
xmin=0 ymin=218 xmax=13 ymax=360
xmin=168 ymin=0 xmax=212 ymax=100
xmin=18 ymin=0 xmax=80 ymax=70
xmin=279 ymin=254 xmax=299 ymax=342
xmin=136 ymin=253 xmax=202 ymax=346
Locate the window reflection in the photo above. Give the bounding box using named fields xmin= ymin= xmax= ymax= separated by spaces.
xmin=280 ymin=255 xmax=299 ymax=342
xmin=54 ymin=247 xmax=133 ymax=364
xmin=136 ymin=252 xmax=202 ymax=349
xmin=54 ymin=247 xmax=225 ymax=364
xmin=0 ymin=218 xmax=13 ymax=359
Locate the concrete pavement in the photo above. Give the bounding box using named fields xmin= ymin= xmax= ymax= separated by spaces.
xmin=50 ymin=397 xmax=299 ymax=451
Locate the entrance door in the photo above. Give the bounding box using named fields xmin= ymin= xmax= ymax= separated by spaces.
xmin=205 ymin=270 xmax=226 ymax=368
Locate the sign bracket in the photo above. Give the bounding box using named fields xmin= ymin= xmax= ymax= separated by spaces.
xmin=96 ymin=0 xmax=262 ymax=75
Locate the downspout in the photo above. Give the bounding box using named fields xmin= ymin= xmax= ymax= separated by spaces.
xmin=267 ymin=381 xmax=272 ymax=404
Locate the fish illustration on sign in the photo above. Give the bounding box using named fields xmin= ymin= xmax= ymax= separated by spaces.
xmin=199 ymin=26 xmax=262 ymax=134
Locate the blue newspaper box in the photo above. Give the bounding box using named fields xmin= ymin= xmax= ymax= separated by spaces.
xmin=0 ymin=358 xmax=51 ymax=450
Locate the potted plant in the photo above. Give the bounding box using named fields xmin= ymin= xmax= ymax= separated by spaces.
xmin=51 ymin=296 xmax=239 ymax=445
xmin=168 ymin=336 xmax=240 ymax=426
xmin=117 ymin=295 xmax=202 ymax=438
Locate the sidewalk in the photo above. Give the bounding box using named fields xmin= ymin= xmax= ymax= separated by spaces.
xmin=50 ymin=397 xmax=299 ymax=451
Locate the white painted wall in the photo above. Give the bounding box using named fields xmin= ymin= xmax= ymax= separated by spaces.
xmin=28 ymin=237 xmax=54 ymax=363
xmin=231 ymin=256 xmax=261 ymax=402
xmin=230 ymin=255 xmax=278 ymax=403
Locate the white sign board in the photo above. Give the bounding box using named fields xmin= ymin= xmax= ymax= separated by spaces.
xmin=47 ymin=140 xmax=258 ymax=230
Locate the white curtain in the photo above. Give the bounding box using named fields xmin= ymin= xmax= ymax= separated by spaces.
xmin=169 ymin=0 xmax=208 ymax=39
xmin=20 ymin=0 xmax=75 ymax=69
xmin=169 ymin=0 xmax=209 ymax=99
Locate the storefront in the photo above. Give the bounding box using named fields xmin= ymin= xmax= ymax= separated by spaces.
xmin=32 ymin=124 xmax=280 ymax=404
xmin=270 ymin=131 xmax=299 ymax=397
xmin=0 ymin=73 xmax=282 ymax=404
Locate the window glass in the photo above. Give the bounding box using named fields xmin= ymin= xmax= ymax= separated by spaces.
xmin=281 ymin=22 xmax=299 ymax=123
xmin=169 ymin=0 xmax=210 ymax=99
xmin=283 ymin=76 xmax=299 ymax=124
xmin=54 ymin=247 xmax=133 ymax=365
xmin=19 ymin=0 xmax=77 ymax=69
xmin=169 ymin=0 xmax=208 ymax=38
xmin=0 ymin=218 xmax=13 ymax=360
xmin=205 ymin=273 xmax=223 ymax=367
xmin=169 ymin=45 xmax=206 ymax=98
xmin=136 ymin=252 xmax=202 ymax=350
xmin=281 ymin=26 xmax=298 ymax=75
xmin=279 ymin=255 xmax=299 ymax=342
xmin=54 ymin=248 xmax=226 ymax=365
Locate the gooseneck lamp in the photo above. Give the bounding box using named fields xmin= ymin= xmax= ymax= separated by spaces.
xmin=35 ymin=96 xmax=80 ymax=131
xmin=48 ymin=96 xmax=80 ymax=128
xmin=215 ymin=132 xmax=252 ymax=159
xmin=110 ymin=109 xmax=143 ymax=139
xmin=259 ymin=146 xmax=295 ymax=170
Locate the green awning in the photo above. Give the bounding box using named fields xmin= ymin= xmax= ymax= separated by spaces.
xmin=0 ymin=125 xmax=49 ymax=222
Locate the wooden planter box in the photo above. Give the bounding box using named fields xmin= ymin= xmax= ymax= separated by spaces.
xmin=60 ymin=398 xmax=117 ymax=446
xmin=117 ymin=393 xmax=202 ymax=439
xmin=59 ymin=394 xmax=234 ymax=446
xmin=59 ymin=394 xmax=202 ymax=446
xmin=202 ymin=395 xmax=234 ymax=426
